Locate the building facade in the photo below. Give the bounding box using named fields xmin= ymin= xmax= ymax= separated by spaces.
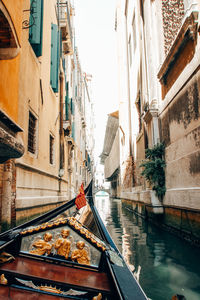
xmin=103 ymin=0 xmax=200 ymax=243
xmin=0 ymin=0 xmax=25 ymax=230
xmin=0 ymin=0 xmax=95 ymax=231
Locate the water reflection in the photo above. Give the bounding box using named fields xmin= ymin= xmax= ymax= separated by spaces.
xmin=95 ymin=196 xmax=200 ymax=300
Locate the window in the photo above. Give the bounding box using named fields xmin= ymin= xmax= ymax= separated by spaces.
xmin=65 ymin=82 xmax=69 ymax=120
xmin=28 ymin=112 xmax=37 ymax=154
xmin=29 ymin=0 xmax=44 ymax=57
xmin=49 ymin=134 xmax=54 ymax=165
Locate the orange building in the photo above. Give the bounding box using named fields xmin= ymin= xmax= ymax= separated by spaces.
xmin=0 ymin=0 xmax=24 ymax=230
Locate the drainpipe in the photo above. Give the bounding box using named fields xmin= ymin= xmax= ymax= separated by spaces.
xmin=59 ymin=69 xmax=65 ymax=192
xmin=124 ymin=9 xmax=134 ymax=187
xmin=125 ymin=14 xmax=133 ymax=158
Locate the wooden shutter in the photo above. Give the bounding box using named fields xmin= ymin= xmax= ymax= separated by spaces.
xmin=70 ymin=98 xmax=74 ymax=115
xmin=72 ymin=121 xmax=75 ymax=140
xmin=65 ymin=82 xmax=69 ymax=119
xmin=29 ymin=0 xmax=43 ymax=56
xmin=50 ymin=23 xmax=59 ymax=92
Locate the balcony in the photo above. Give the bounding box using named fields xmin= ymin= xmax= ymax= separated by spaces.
xmin=0 ymin=111 xmax=24 ymax=163
xmin=58 ymin=1 xmax=73 ymax=55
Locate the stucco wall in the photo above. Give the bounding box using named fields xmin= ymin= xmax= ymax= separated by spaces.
xmin=161 ymin=70 xmax=200 ymax=209
xmin=104 ymin=129 xmax=120 ymax=179
xmin=0 ymin=0 xmax=23 ymax=123
xmin=15 ymin=0 xmax=69 ymax=212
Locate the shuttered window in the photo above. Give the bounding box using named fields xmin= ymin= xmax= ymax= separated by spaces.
xmin=49 ymin=134 xmax=54 ymax=165
xmin=65 ymin=81 xmax=69 ymax=120
xmin=50 ymin=23 xmax=59 ymax=92
xmin=28 ymin=112 xmax=37 ymax=154
xmin=71 ymin=98 xmax=74 ymax=115
xmin=72 ymin=121 xmax=75 ymax=141
xmin=29 ymin=0 xmax=44 ymax=57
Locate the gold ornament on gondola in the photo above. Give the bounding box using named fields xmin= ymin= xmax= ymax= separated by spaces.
xmin=71 ymin=241 xmax=90 ymax=265
xmin=29 ymin=232 xmax=52 ymax=256
xmin=0 ymin=274 xmax=8 ymax=285
xmin=54 ymin=229 xmax=71 ymax=259
xmin=0 ymin=252 xmax=15 ymax=264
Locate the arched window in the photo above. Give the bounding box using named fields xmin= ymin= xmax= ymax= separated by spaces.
xmin=0 ymin=2 xmax=20 ymax=60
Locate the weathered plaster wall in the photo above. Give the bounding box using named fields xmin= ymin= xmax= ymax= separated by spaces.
xmin=16 ymin=0 xmax=69 ymax=214
xmin=0 ymin=0 xmax=23 ymax=123
xmin=160 ymin=71 xmax=200 ymax=209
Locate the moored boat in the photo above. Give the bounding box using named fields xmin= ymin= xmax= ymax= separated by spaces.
xmin=0 ymin=181 xmax=147 ymax=299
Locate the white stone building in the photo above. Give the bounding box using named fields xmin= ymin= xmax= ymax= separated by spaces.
xmin=105 ymin=0 xmax=200 ymax=242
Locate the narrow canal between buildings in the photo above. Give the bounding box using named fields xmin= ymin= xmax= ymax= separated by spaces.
xmin=95 ymin=195 xmax=200 ymax=300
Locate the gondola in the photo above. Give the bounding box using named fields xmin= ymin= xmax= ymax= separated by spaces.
xmin=0 ymin=181 xmax=147 ymax=300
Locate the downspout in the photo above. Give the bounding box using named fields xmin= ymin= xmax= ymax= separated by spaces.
xmin=57 ymin=0 xmax=65 ymax=191
xmin=124 ymin=7 xmax=134 ymax=187
xmin=125 ymin=14 xmax=133 ymax=157
xmin=59 ymin=69 xmax=65 ymax=193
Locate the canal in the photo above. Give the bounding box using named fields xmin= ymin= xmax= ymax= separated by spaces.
xmin=95 ymin=195 xmax=200 ymax=300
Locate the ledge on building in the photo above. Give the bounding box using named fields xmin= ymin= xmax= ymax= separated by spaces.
xmin=158 ymin=11 xmax=199 ymax=99
xmin=0 ymin=127 xmax=24 ymax=163
xmin=143 ymin=99 xmax=158 ymax=123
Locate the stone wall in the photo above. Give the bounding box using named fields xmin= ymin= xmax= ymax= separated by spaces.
xmin=160 ymin=69 xmax=200 ymax=210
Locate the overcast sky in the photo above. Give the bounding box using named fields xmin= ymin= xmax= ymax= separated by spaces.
xmin=73 ymin=0 xmax=118 ymax=160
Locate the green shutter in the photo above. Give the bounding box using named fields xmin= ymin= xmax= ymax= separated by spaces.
xmin=66 ymin=82 xmax=69 ymax=98
xmin=50 ymin=24 xmax=59 ymax=92
xmin=71 ymin=98 xmax=75 ymax=115
xmin=65 ymin=82 xmax=69 ymax=119
xmin=65 ymin=97 xmax=69 ymax=120
xmin=72 ymin=122 xmax=75 ymax=140
xmin=29 ymin=0 xmax=43 ymax=56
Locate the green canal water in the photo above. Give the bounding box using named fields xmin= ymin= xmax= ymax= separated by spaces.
xmin=95 ymin=196 xmax=200 ymax=300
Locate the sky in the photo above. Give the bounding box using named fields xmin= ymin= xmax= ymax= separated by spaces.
xmin=73 ymin=0 xmax=118 ymax=160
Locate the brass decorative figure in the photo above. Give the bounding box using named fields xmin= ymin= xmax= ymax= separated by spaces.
xmin=0 ymin=274 xmax=8 ymax=285
xmin=92 ymin=293 xmax=102 ymax=300
xmin=30 ymin=232 xmax=52 ymax=256
xmin=71 ymin=241 xmax=90 ymax=265
xmin=0 ymin=252 xmax=14 ymax=264
xmin=54 ymin=229 xmax=71 ymax=259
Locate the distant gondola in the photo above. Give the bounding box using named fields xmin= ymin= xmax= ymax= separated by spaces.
xmin=0 ymin=181 xmax=147 ymax=300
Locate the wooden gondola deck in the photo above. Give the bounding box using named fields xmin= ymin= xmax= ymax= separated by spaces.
xmin=0 ymin=286 xmax=73 ymax=300
xmin=0 ymin=256 xmax=112 ymax=293
xmin=0 ymin=182 xmax=148 ymax=299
